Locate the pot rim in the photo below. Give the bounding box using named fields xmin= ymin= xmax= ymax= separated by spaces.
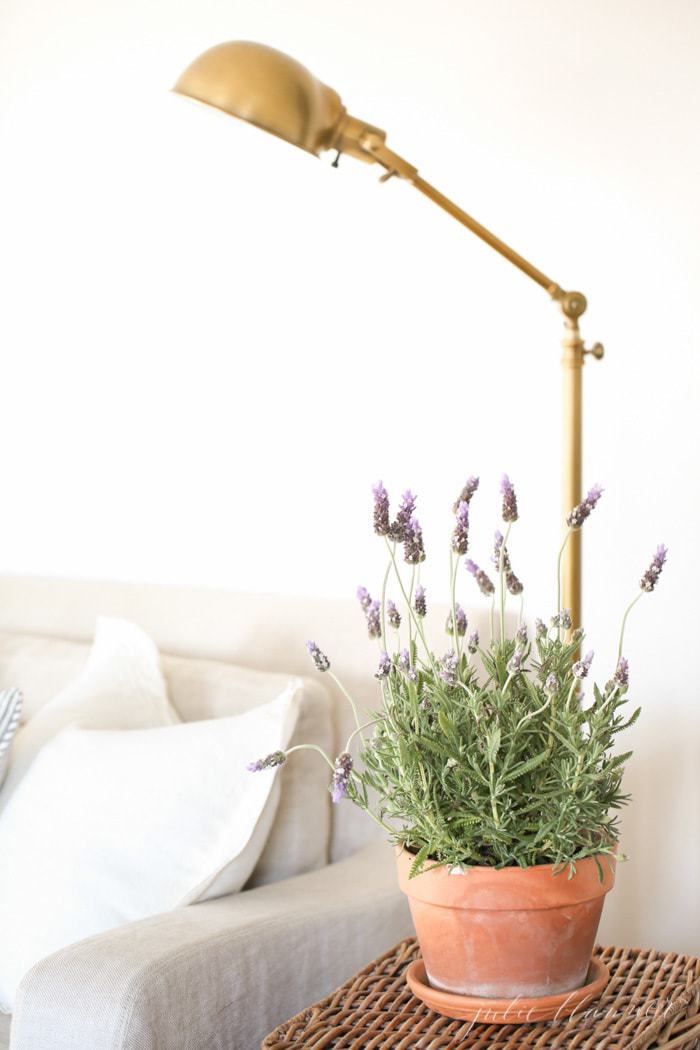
xmin=395 ymin=845 xmax=617 ymax=910
xmin=395 ymin=843 xmax=618 ymax=877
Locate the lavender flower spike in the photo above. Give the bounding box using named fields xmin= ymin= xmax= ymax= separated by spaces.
xmin=375 ymin=651 xmax=391 ymax=680
xmin=572 ymin=650 xmax=594 ymax=679
xmin=439 ymin=650 xmax=459 ymax=686
xmin=452 ymin=476 xmax=480 ymax=513
xmin=331 ymin=752 xmax=353 ymax=803
xmin=640 ymin=544 xmax=668 ymax=592
xmin=467 ymin=629 xmax=479 ymax=654
xmin=567 ymin=483 xmax=604 ymax=529
xmin=506 ymin=571 xmax=524 ymax=596
xmin=247 ymin=750 xmax=287 ymax=772
xmin=366 ymin=600 xmax=382 ymax=639
xmin=614 ymin=657 xmax=629 ymax=688
xmin=465 ymin=559 xmax=495 ymax=596
xmin=414 ymin=584 xmax=427 ymax=618
xmin=387 ymin=600 xmax=401 ymax=630
xmin=500 ymin=474 xmax=519 ymax=523
xmin=446 ymin=604 xmax=467 ymax=637
xmin=507 ymin=647 xmax=525 ymax=674
xmin=306 ymin=641 xmax=330 ymax=672
xmin=403 ymin=517 xmax=426 ymax=565
xmin=492 ymin=530 xmax=512 ymax=573
xmin=451 ymin=500 xmax=470 ymax=556
xmin=388 ymin=489 xmax=416 ymax=543
xmin=545 ymin=673 xmax=559 ymax=694
xmin=372 ymin=481 xmax=390 ymax=536
xmin=356 ymin=586 xmax=372 ymax=611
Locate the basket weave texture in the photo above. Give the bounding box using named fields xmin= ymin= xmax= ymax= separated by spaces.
xmin=262 ymin=939 xmax=700 ymax=1049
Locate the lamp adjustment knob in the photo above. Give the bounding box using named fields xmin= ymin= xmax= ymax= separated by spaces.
xmin=583 ymin=342 xmax=605 ymax=361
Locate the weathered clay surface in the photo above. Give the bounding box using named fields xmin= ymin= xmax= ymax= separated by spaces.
xmin=396 ymin=849 xmax=616 ymax=999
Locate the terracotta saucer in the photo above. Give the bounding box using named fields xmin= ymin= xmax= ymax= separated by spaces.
xmin=405 ymin=957 xmax=610 ymax=1024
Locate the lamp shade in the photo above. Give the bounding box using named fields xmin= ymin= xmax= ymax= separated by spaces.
xmin=173 ymin=41 xmax=346 ymax=156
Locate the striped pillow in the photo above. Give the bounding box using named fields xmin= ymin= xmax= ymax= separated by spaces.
xmin=0 ymin=688 xmax=22 ymax=789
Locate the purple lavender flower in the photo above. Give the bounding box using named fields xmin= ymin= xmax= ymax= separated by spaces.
xmin=572 ymin=650 xmax=594 ymax=679
xmin=403 ymin=517 xmax=426 ymax=565
xmin=451 ymin=500 xmax=470 ymax=556
xmin=559 ymin=608 xmax=572 ymax=631
xmin=572 ymin=626 xmax=584 ymax=643
xmin=507 ymin=647 xmax=525 ymax=674
xmin=386 ymin=600 xmax=401 ymax=630
xmin=366 ymin=600 xmax=381 ymax=638
xmin=516 ymin=624 xmax=528 ymax=645
xmin=614 ymin=657 xmax=629 ymax=689
xmin=331 ymin=752 xmax=353 ymax=803
xmin=640 ymin=544 xmax=668 ymax=592
xmin=535 ymin=618 xmax=547 ymax=638
xmin=388 ymin=490 xmax=417 ymax=543
xmin=414 ymin=585 xmax=427 ymax=618
xmin=356 ymin=586 xmax=372 ymax=611
xmin=492 ymin=530 xmax=512 ymax=572
xmin=467 ymin=629 xmax=479 ymax=654
xmin=545 ymin=673 xmax=559 ymax=693
xmin=506 ymin=571 xmax=524 ymax=596
xmin=500 ymin=474 xmax=519 ymax=523
xmin=465 ymin=559 xmax=495 ymax=597
xmin=247 ymin=750 xmax=287 ymax=772
xmin=375 ymin=650 xmax=392 ymax=680
xmin=306 ymin=641 xmax=330 ymax=672
xmin=566 ymin=484 xmax=604 ymax=529
xmin=397 ymin=648 xmax=418 ymax=680
xmin=372 ymin=481 xmax=390 ymax=536
xmin=452 ymin=476 xmax=480 ymax=513
xmin=419 ymin=692 xmax=432 ymax=712
xmin=446 ymin=604 xmax=467 ymax=637
xmin=439 ymin=650 xmax=459 ymax=686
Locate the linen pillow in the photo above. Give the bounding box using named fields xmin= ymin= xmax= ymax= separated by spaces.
xmin=0 ymin=686 xmax=300 ymax=1011
xmin=0 ymin=688 xmax=22 ymax=790
xmin=0 ymin=617 xmax=177 ymax=816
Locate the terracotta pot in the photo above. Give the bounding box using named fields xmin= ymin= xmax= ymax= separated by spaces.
xmin=396 ymin=848 xmax=616 ymax=999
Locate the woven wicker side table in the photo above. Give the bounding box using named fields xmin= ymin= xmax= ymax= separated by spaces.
xmin=262 ymin=939 xmax=700 ymax=1049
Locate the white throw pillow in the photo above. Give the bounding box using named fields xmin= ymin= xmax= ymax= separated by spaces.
xmin=0 ymin=617 xmax=177 ymax=815
xmin=0 ymin=685 xmax=300 ymax=1010
xmin=0 ymin=688 xmax=22 ymax=790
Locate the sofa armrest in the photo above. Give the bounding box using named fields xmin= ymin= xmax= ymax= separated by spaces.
xmin=10 ymin=842 xmax=411 ymax=1050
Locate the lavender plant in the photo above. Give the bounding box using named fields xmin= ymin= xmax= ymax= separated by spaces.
xmin=249 ymin=479 xmax=666 ymax=875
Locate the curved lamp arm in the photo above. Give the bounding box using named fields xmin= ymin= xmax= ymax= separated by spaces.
xmin=174 ymin=40 xmax=605 ymax=630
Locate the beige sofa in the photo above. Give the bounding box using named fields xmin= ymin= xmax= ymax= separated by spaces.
xmin=0 ymin=575 xmax=492 ymax=1049
xmin=0 ymin=575 xmax=422 ymax=1049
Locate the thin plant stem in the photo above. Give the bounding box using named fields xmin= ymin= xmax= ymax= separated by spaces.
xmin=408 ymin=565 xmax=416 ymax=650
xmin=450 ymin=549 xmax=461 ymax=659
xmin=380 ymin=558 xmax=392 ymax=650
xmin=489 ymin=594 xmax=495 ymax=643
xmin=618 ymin=591 xmax=643 ymax=660
xmin=328 ymin=671 xmax=363 ymax=737
xmin=556 ymin=528 xmax=572 ymax=640
xmin=345 ymin=720 xmax=376 ymax=753
xmin=385 ymin=538 xmax=437 ymax=672
xmin=284 ymin=743 xmax=335 ymax=771
xmin=499 ymin=524 xmax=512 ymax=645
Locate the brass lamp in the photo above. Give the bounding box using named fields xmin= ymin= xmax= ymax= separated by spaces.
xmin=174 ymin=40 xmax=604 ymax=627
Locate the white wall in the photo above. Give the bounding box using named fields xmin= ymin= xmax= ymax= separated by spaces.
xmin=1 ymin=0 xmax=698 ymax=952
